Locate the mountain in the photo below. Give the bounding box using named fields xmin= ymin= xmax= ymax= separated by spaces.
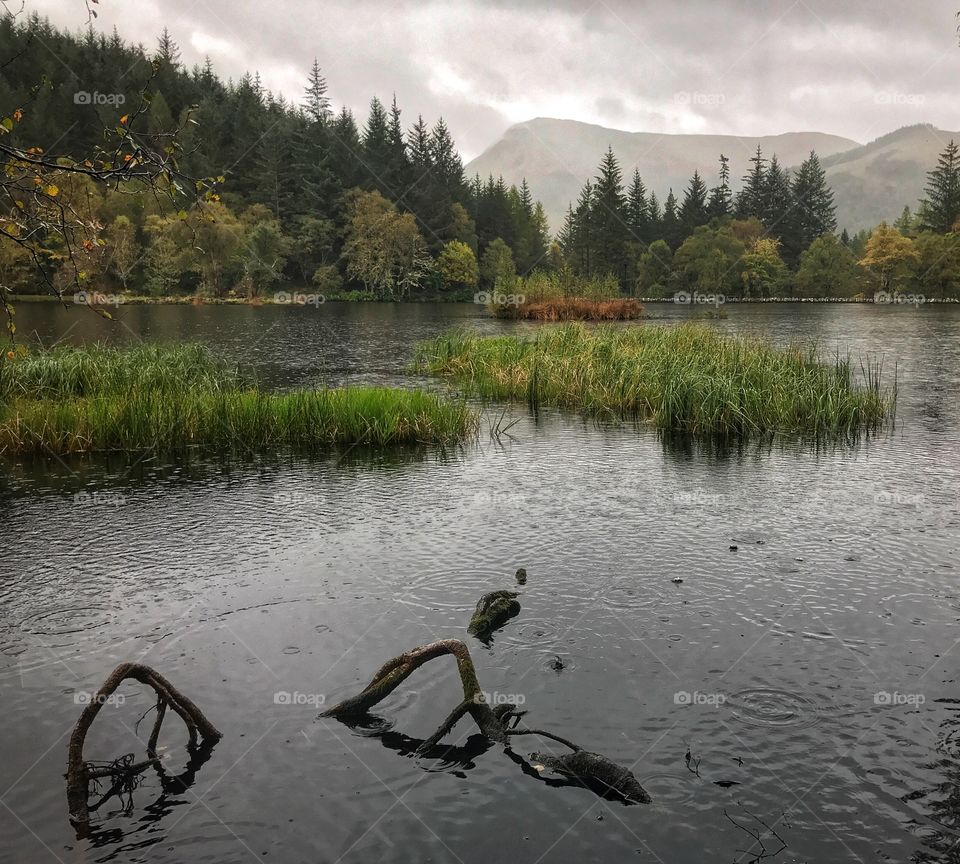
xmin=820 ymin=124 xmax=960 ymax=233
xmin=465 ymin=118 xmax=860 ymax=233
xmin=466 ymin=118 xmax=960 ymax=235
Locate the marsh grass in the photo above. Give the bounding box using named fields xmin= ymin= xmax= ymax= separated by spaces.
xmin=0 ymin=344 xmax=476 ymax=454
xmin=415 ymin=323 xmax=895 ymax=439
xmin=0 ymin=343 xmax=250 ymax=399
xmin=497 ymin=297 xmax=645 ymax=321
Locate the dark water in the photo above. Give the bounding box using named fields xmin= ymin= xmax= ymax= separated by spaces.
xmin=2 ymin=301 xmax=959 ymax=864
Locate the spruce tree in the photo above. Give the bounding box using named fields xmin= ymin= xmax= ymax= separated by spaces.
xmin=784 ymin=150 xmax=836 ymax=264
xmin=707 ymin=154 xmax=732 ymax=219
xmin=303 ymin=59 xmax=332 ymax=124
xmin=680 ymin=169 xmax=709 ymax=234
xmin=591 ymin=147 xmax=629 ymax=282
xmin=661 ymin=189 xmax=682 ymax=249
xmin=920 ymin=140 xmax=960 ymax=233
xmin=736 ymin=145 xmax=767 ymax=221
xmin=761 ymin=155 xmax=793 ymax=235
xmin=362 ymin=97 xmax=393 ymax=196
xmin=571 ymin=180 xmax=595 ymax=275
xmin=626 ymin=169 xmax=650 ymax=242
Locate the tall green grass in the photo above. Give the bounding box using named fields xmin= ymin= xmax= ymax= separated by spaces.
xmin=415 ymin=323 xmax=895 ymax=439
xmin=0 ymin=344 xmax=476 ymax=454
xmin=0 ymin=343 xmax=249 ymax=399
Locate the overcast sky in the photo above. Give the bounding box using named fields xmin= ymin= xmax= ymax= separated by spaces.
xmin=23 ymin=0 xmax=960 ymax=160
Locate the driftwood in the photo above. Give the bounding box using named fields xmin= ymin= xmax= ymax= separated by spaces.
xmin=66 ymin=662 xmax=222 ymax=834
xmin=467 ymin=590 xmax=521 ymax=639
xmin=321 ymin=639 xmax=508 ymax=742
xmin=322 ymin=639 xmax=650 ymax=805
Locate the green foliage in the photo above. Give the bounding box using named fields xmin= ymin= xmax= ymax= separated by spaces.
xmin=416 ymin=324 xmax=894 ymax=439
xmin=910 ymin=231 xmax=960 ymax=299
xmin=438 ymin=240 xmax=479 ymax=291
xmin=635 ymin=240 xmax=674 ymax=297
xmin=740 ymin=238 xmax=789 ymax=298
xmin=673 ymin=224 xmax=746 ymax=295
xmin=0 ymin=344 xmax=476 ymax=453
xmin=479 ymin=238 xmax=516 ymax=289
xmin=859 ymin=222 xmax=920 ymax=292
xmin=919 ymin=140 xmax=960 ymax=234
xmin=795 ymin=235 xmax=863 ymax=298
xmin=343 ymin=190 xmax=430 ymax=299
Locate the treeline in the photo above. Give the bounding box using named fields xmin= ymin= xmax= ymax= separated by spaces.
xmin=551 ymin=140 xmax=960 ymax=299
xmin=0 ymin=16 xmax=548 ymax=298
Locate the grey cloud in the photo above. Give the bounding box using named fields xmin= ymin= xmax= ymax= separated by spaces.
xmin=24 ymin=0 xmax=960 ymax=159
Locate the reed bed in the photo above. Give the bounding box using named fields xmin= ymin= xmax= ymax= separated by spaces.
xmin=0 ymin=345 xmax=476 ymax=454
xmin=497 ymin=297 xmax=645 ymax=321
xmin=415 ymin=323 xmax=894 ymax=439
xmin=0 ymin=343 xmax=249 ymax=399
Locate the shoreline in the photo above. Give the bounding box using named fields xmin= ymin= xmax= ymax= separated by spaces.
xmin=8 ymin=294 xmax=959 ymax=306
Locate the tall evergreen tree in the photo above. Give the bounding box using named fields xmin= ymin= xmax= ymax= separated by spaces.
xmin=626 ymin=169 xmax=650 ymax=242
xmin=707 ymin=153 xmax=732 ymax=219
xmin=362 ymin=97 xmax=393 ymax=196
xmin=661 ymin=189 xmax=682 ymax=249
xmin=570 ymin=180 xmax=595 ymax=275
xmin=920 ymin=140 xmax=960 ymax=233
xmin=736 ymin=145 xmax=767 ymax=221
xmin=679 ymin=169 xmax=709 ymax=234
xmin=591 ymin=147 xmax=629 ymax=282
xmin=761 ymin=155 xmax=793 ymax=235
xmin=303 ymin=59 xmax=332 ymax=124
xmin=784 ymin=150 xmax=837 ymax=264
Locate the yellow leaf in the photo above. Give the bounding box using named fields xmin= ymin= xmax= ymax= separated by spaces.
xmin=46 ymin=184 xmax=59 ymax=197
xmin=119 ymin=114 xmax=129 ymax=125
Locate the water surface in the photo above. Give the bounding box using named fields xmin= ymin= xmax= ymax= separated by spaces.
xmin=1 ymin=301 xmax=959 ymax=863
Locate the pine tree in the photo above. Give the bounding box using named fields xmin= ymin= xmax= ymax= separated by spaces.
xmin=570 ymin=180 xmax=595 ymax=275
xmin=784 ymin=150 xmax=836 ymax=264
xmin=303 ymin=59 xmax=332 ymax=124
xmin=591 ymin=147 xmax=629 ymax=282
xmin=761 ymin=155 xmax=793 ymax=234
xmin=661 ymin=189 xmax=682 ymax=249
xmin=626 ymin=169 xmax=649 ymax=242
xmin=385 ymin=95 xmax=410 ymax=198
xmin=680 ymin=169 xmax=709 ymax=234
xmin=361 ymin=97 xmax=395 ymax=198
xmin=920 ymin=140 xmax=960 ymax=233
xmin=707 ymin=154 xmax=732 ymax=219
xmin=736 ymin=145 xmax=767 ymax=220
xmin=156 ymin=27 xmax=181 ymax=66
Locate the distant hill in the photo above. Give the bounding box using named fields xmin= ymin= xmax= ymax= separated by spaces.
xmin=465 ymin=118 xmax=860 ymax=234
xmin=820 ymin=124 xmax=960 ymax=233
xmin=466 ymin=118 xmax=959 ymax=235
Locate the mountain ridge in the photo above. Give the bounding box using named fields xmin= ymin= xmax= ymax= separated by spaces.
xmin=466 ymin=118 xmax=957 ymax=234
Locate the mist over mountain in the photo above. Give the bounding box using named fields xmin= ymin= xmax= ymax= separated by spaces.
xmin=466 ymin=118 xmax=957 ymax=234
